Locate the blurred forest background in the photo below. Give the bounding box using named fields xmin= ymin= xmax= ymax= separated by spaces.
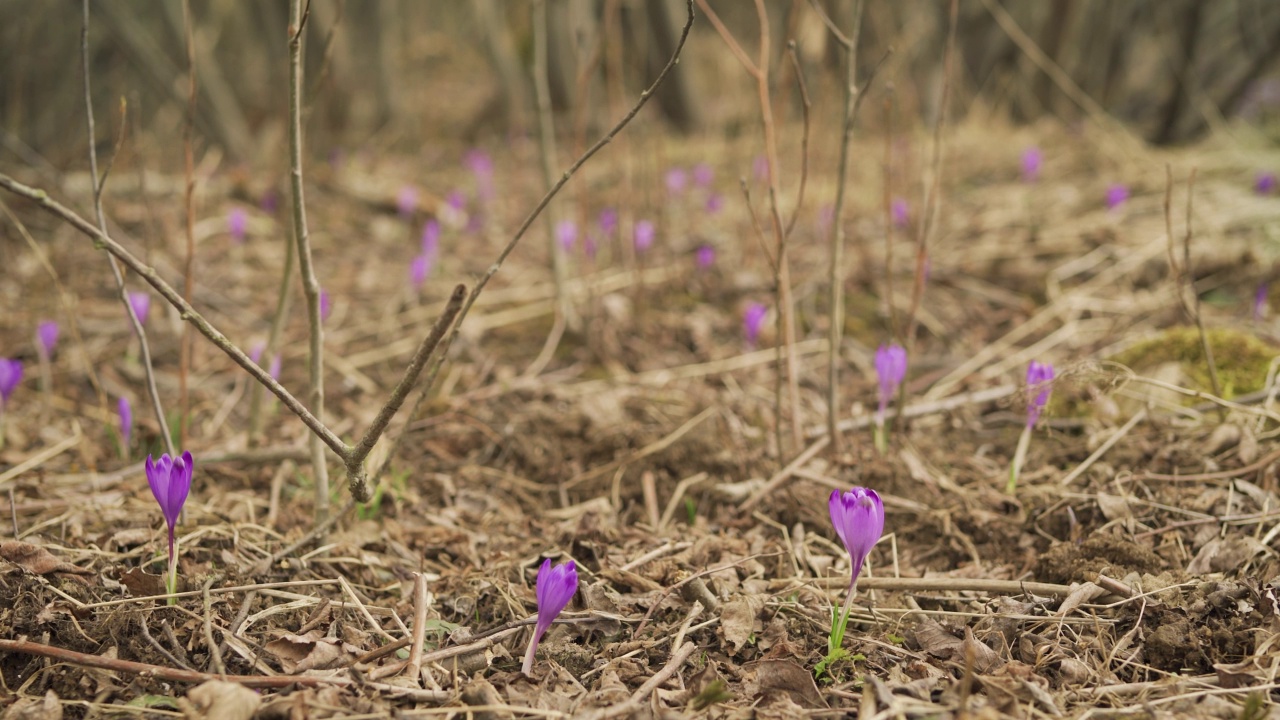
xmin=4 ymin=0 xmax=1280 ymax=173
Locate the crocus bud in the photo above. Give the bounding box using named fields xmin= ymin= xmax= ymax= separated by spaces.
xmin=522 ymin=559 xmax=578 ymax=675
xmin=228 ymin=207 xmax=248 ymax=243
xmin=744 ymin=303 xmax=768 ymax=347
xmin=829 ymin=487 xmax=884 ymax=591
xmin=1021 ymin=147 xmax=1042 ymax=183
xmin=118 ymin=396 xmax=133 ymax=449
xmin=1105 ymin=184 xmax=1129 ymax=211
xmin=634 ymin=220 xmax=655 ymax=253
xmin=0 ymin=359 xmax=23 ymax=407
xmin=874 ymin=344 xmax=907 ymax=426
xmin=128 ymin=292 xmax=151 ymax=326
xmin=36 ymin=321 xmax=59 ymax=360
xmin=1026 ymin=361 xmax=1055 ymax=427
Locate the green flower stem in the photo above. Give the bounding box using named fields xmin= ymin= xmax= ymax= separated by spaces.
xmin=873 ymin=422 xmax=887 ymax=455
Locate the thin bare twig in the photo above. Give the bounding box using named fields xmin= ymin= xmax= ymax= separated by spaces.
xmin=531 ymin=0 xmax=574 ymax=335
xmin=178 ymin=0 xmax=197 ymax=447
xmin=82 ymin=0 xmax=174 ymax=458
xmin=1164 ymin=165 xmax=1223 ymax=418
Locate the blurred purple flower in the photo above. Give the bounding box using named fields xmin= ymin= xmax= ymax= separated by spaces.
xmin=1105 ymin=184 xmax=1129 ymax=211
xmin=118 ymin=395 xmax=132 ymax=449
xmin=705 ymin=193 xmax=724 ymax=215
xmin=249 ymin=341 xmax=266 ymax=365
xmin=696 ymin=244 xmax=716 ymax=271
xmin=753 ymin=155 xmax=769 ymax=182
xmin=1256 ymin=282 xmax=1269 ymax=322
xmin=829 ymin=487 xmax=884 ymax=592
xmin=410 ymin=254 xmax=432 ymax=291
xmin=36 ymin=321 xmax=59 ymax=360
xmin=874 ymin=344 xmax=907 ymax=428
xmin=1256 ymin=172 xmax=1277 ymax=195
xmin=260 ymin=189 xmax=279 ymax=215
xmin=693 ymin=163 xmax=714 ymax=188
xmin=817 ymin=204 xmax=834 ymax=237
xmin=268 ymin=354 xmax=282 ymax=381
xmin=598 ymin=208 xmax=618 ymax=236
xmin=228 ymin=207 xmax=248 ymax=243
xmin=665 ymin=167 xmax=688 ymax=196
xmin=446 ymin=190 xmax=467 ymax=213
xmin=396 ymin=186 xmax=418 ymax=220
xmin=891 ymin=198 xmax=909 ymax=229
xmin=556 ymin=220 xmax=578 ymax=252
xmin=319 ymin=290 xmax=332 ymax=322
xmin=0 ymin=359 xmax=22 ymax=407
xmin=1026 ymin=361 xmax=1055 ymax=427
xmin=744 ymin=303 xmax=768 ymax=347
xmin=634 ymin=220 xmax=655 ymax=253
xmin=1021 ymin=147 xmax=1042 ymax=183
xmin=128 ymin=292 xmax=151 ymax=326
xmin=421 ymin=219 xmax=441 ymax=258
xmin=466 ymin=149 xmax=495 ymax=200
xmin=521 ymin=559 xmax=578 ymax=676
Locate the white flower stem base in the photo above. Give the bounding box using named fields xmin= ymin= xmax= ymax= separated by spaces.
xmin=1007 ymin=426 xmax=1032 ymax=493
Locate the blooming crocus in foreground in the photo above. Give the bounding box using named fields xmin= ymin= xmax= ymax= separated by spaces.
xmin=1009 ymin=361 xmax=1055 ymax=493
xmin=396 ymin=186 xmax=418 ymax=220
xmin=0 ymin=359 xmax=22 ymax=409
xmin=634 ymin=220 xmax=655 ymax=254
xmin=891 ymin=198 xmax=910 ymax=229
xmin=522 ymin=559 xmax=578 ymax=676
xmin=1021 ymin=147 xmax=1042 ymax=183
xmin=128 ymin=292 xmax=151 ymax=326
xmin=1255 ymin=282 xmax=1269 ymax=322
xmin=118 ymin=396 xmax=133 ymax=455
xmin=36 ymin=321 xmax=59 ymax=360
xmin=822 ymin=487 xmax=884 ymax=676
xmin=1105 ymin=184 xmax=1129 ymax=211
xmin=1257 ymin=172 xmax=1277 ymax=196
xmin=319 ymin=290 xmax=332 ymax=323
xmin=228 ymin=207 xmax=248 ymax=243
xmin=696 ymin=244 xmax=716 ymax=271
xmin=873 ymin=344 xmax=907 ymax=453
xmin=744 ymin=303 xmax=768 ymax=348
xmin=556 ymin=220 xmax=578 ymax=252
xmin=146 ymin=451 xmax=193 ymax=603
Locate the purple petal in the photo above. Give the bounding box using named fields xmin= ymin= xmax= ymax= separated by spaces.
xmin=0 ymin=359 xmax=24 ymax=403
xmin=129 ymin=292 xmax=151 ymax=326
xmin=37 ymin=321 xmax=59 ymax=358
xmin=118 ymin=396 xmax=133 ymax=448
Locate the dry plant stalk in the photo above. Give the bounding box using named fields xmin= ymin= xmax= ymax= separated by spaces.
xmin=286 ymin=0 xmax=332 ymax=520
xmin=178 ymin=0 xmax=197 ymax=447
xmin=1164 ymin=165 xmax=1224 ymax=416
xmin=531 ymin=0 xmax=574 ymax=337
xmin=81 ymin=0 xmax=174 ymax=458
xmin=696 ymin=0 xmax=803 ymax=457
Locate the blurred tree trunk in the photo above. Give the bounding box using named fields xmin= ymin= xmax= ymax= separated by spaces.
xmin=473 ymin=0 xmax=533 ymax=136
xmin=644 ymin=0 xmax=701 ymax=133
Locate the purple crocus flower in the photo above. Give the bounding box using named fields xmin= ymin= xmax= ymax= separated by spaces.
xmin=634 ymin=220 xmax=655 ymax=253
xmin=1105 ymin=184 xmax=1129 ymax=211
xmin=693 ymin=163 xmax=714 ymax=188
xmin=874 ymin=344 xmax=907 ymax=428
xmin=556 ymin=220 xmax=578 ymax=252
xmin=421 ymin=220 xmax=441 ymax=259
xmin=466 ymin=149 xmax=495 ymax=201
xmin=396 ymin=186 xmax=418 ymax=220
xmin=36 ymin=321 xmax=59 ymax=360
xmin=1021 ymin=147 xmax=1042 ymax=183
xmin=1026 ymin=361 xmax=1055 ymax=427
xmin=744 ymin=303 xmax=768 ymax=347
xmin=118 ymin=395 xmax=132 ymax=450
xmin=260 ymin=189 xmax=279 ymax=215
xmin=598 ymin=208 xmax=618 ymax=236
xmin=228 ymin=207 xmax=248 ymax=243
xmin=665 ymin=167 xmax=688 ymax=196
xmin=696 ymin=244 xmax=716 ymax=271
xmin=128 ymin=292 xmax=151 ymax=326
xmin=521 ymin=559 xmax=578 ymax=676
xmin=146 ymin=451 xmax=193 ymax=598
xmin=1255 ymin=282 xmax=1269 ymax=322
xmin=319 ymin=290 xmax=332 ymax=323
xmin=1256 ymin=172 xmax=1277 ymax=195
xmin=828 ymin=487 xmax=884 ymax=593
xmin=753 ymin=155 xmax=769 ymax=182
xmin=891 ymin=198 xmax=910 ymax=229
xmin=410 ymin=254 xmax=431 ymax=290
xmin=0 ymin=359 xmax=22 ymax=407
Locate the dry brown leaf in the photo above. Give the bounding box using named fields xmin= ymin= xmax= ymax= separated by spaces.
xmin=1057 ymin=582 xmax=1108 ymax=616
xmin=719 ymin=594 xmax=764 ymax=655
xmin=752 ymin=659 xmax=828 ymax=709
xmin=1187 ymin=536 xmax=1269 ymax=575
xmin=0 ymin=541 xmax=92 ymax=576
xmin=913 ymin=617 xmax=962 ymax=659
xmin=118 ymin=567 xmax=167 ymax=597
xmin=963 ymin=627 xmax=1005 ymax=674
xmin=0 ymin=690 xmax=62 ymax=720
xmin=180 ymin=681 xmax=260 ymax=720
